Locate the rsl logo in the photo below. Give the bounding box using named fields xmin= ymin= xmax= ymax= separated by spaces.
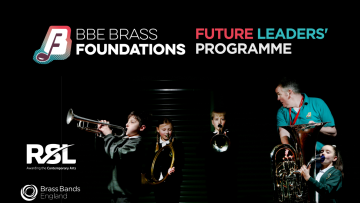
xmin=306 ymin=112 xmax=312 ymax=118
xmin=27 ymin=144 xmax=76 ymax=164
xmin=33 ymin=26 xmax=72 ymax=64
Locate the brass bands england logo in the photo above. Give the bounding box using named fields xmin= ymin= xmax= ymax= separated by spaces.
xmin=21 ymin=185 xmax=38 ymax=201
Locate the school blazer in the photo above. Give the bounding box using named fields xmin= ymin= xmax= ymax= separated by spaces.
xmin=308 ymin=167 xmax=343 ymax=203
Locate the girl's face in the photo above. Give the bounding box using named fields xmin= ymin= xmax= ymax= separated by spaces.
xmin=157 ymin=123 xmax=173 ymax=141
xmin=320 ymin=145 xmax=337 ymax=167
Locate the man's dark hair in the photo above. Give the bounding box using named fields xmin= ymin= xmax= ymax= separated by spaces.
xmin=278 ymin=77 xmax=301 ymax=94
xmin=128 ymin=110 xmax=151 ymax=128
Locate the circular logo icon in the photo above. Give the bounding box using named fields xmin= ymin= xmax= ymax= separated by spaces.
xmin=20 ymin=185 xmax=38 ymax=201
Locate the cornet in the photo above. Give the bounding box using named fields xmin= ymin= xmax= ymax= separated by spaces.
xmin=293 ymin=154 xmax=325 ymax=175
xmin=210 ymin=124 xmax=230 ymax=152
xmin=66 ymin=109 xmax=125 ymax=137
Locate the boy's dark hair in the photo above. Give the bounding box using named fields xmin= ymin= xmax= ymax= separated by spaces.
xmin=128 ymin=111 xmax=151 ymax=129
xmin=278 ymin=77 xmax=301 ymax=94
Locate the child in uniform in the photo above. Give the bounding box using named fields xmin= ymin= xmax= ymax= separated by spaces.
xmin=152 ymin=118 xmax=184 ymax=203
xmin=97 ymin=111 xmax=149 ymax=203
xmin=300 ymin=145 xmax=343 ymax=203
xmin=205 ymin=109 xmax=236 ymax=203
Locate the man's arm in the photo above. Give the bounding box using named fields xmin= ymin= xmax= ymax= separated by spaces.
xmin=317 ymin=98 xmax=337 ymax=137
xmin=309 ymin=121 xmax=337 ymax=137
xmin=277 ymin=108 xmax=291 ymax=144
xmin=279 ymin=125 xmax=337 ymax=144
xmin=320 ymin=126 xmax=337 ymax=137
xmin=279 ymin=127 xmax=290 ymax=144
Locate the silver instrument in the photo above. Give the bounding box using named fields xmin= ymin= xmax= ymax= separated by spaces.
xmin=210 ymin=124 xmax=230 ymax=152
xmin=270 ymin=122 xmax=328 ymax=203
xmin=293 ymin=154 xmax=325 ymax=175
xmin=66 ymin=108 xmax=125 ymax=137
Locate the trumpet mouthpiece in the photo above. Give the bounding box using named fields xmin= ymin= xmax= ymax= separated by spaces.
xmin=315 ymin=154 xmax=325 ymax=162
xmin=307 ymin=154 xmax=325 ymax=167
xmin=318 ymin=155 xmax=325 ymax=163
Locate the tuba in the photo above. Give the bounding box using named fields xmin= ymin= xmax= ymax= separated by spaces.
xmin=141 ymin=134 xmax=175 ymax=185
xmin=210 ymin=124 xmax=230 ymax=152
xmin=66 ymin=109 xmax=125 ymax=137
xmin=270 ymin=122 xmax=328 ymax=203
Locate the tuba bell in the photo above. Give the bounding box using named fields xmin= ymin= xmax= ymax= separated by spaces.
xmin=270 ymin=122 xmax=328 ymax=203
xmin=210 ymin=124 xmax=230 ymax=152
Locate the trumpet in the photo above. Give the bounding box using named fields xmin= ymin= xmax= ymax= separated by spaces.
xmin=210 ymin=124 xmax=230 ymax=152
xmin=66 ymin=109 xmax=125 ymax=137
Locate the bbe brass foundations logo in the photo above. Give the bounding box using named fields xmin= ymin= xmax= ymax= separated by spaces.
xmin=33 ymin=26 xmax=186 ymax=64
xmin=21 ymin=184 xmax=80 ymax=201
xmin=74 ymin=28 xmax=185 ymax=55
xmin=33 ymin=26 xmax=72 ymax=64
xmin=26 ymin=144 xmax=76 ymax=170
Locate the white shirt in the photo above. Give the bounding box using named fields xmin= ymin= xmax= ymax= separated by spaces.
xmin=158 ymin=138 xmax=170 ymax=180
xmin=293 ymin=107 xmax=300 ymax=113
xmin=315 ymin=166 xmax=334 ymax=203
xmin=159 ymin=138 xmax=170 ymax=147
xmin=122 ymin=135 xmax=140 ymax=139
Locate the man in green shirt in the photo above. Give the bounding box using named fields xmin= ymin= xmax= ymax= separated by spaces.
xmin=275 ymin=77 xmax=337 ymax=151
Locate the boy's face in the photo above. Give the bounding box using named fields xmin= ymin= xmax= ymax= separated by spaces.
xmin=156 ymin=123 xmax=173 ymax=141
xmin=125 ymin=116 xmax=145 ymax=136
xmin=212 ymin=113 xmax=226 ymax=132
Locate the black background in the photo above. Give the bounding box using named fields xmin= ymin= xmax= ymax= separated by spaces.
xmin=16 ymin=18 xmax=355 ymax=203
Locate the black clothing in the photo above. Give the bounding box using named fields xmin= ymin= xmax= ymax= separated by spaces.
xmin=150 ymin=137 xmax=184 ymax=203
xmin=203 ymin=130 xmax=237 ymax=203
xmin=110 ymin=196 xmax=136 ymax=203
xmin=100 ymin=134 xmax=145 ymax=203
